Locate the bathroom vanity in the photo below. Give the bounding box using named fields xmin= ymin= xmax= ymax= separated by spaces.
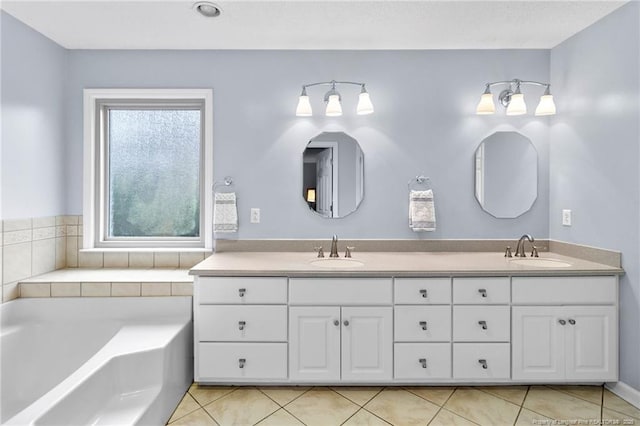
xmin=190 ymin=250 xmax=621 ymax=385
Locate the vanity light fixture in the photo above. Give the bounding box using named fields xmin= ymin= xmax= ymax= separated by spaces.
xmin=476 ymin=79 xmax=556 ymax=116
xmin=296 ymin=80 xmax=374 ymax=117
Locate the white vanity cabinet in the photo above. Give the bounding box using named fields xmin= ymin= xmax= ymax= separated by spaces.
xmin=511 ymin=276 xmax=618 ymax=382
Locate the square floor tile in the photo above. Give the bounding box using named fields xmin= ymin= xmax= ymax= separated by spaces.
xmin=331 ymin=387 xmax=383 ymax=406
xmin=168 ymin=393 xmax=201 ymax=423
xmin=285 ymin=388 xmax=360 ymax=426
xmin=523 ymin=386 xmax=600 ymax=421
xmin=188 ymin=384 xmax=235 ymax=406
xmin=548 ymin=385 xmax=603 ymax=405
xmin=404 ymin=386 xmax=456 ymax=406
xmin=258 ymin=386 xmax=310 ymax=406
xmin=255 ymin=408 xmax=305 ymax=425
xmin=603 ymin=390 xmax=640 ymax=420
xmin=364 ymin=388 xmax=439 ymax=425
xmin=343 ymin=409 xmax=391 ymax=425
xmin=476 ymin=385 xmax=529 ymax=405
xmin=602 ymin=408 xmax=640 ymax=424
xmin=515 ymin=408 xmax=552 ymax=426
xmin=168 ymin=408 xmax=217 ymax=425
xmin=445 ymin=388 xmax=520 ymax=425
xmin=429 ymin=408 xmax=477 ymax=426
xmin=204 ymin=388 xmax=279 ymax=426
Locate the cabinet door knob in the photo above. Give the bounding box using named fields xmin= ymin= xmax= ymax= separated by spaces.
xmin=419 ymin=321 xmax=428 ymax=331
xmin=333 ymin=319 xmax=340 ymax=326
xmin=419 ymin=358 xmax=427 ymax=368
xmin=478 ymin=288 xmax=487 ymax=297
xmin=478 ymin=359 xmax=488 ymax=369
xmin=558 ymin=319 xmax=567 ymax=325
xmin=419 ymin=289 xmax=428 ymax=298
xmin=238 ymin=288 xmax=246 ymax=297
xmin=238 ymin=358 xmax=246 ymax=369
xmin=238 ymin=320 xmax=246 ymax=331
xmin=478 ymin=320 xmax=488 ymax=330
xmin=568 ymin=319 xmax=576 ymax=325
xmin=343 ymin=320 xmax=350 ymax=327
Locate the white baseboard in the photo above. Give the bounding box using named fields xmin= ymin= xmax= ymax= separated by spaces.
xmin=606 ymin=381 xmax=640 ymax=409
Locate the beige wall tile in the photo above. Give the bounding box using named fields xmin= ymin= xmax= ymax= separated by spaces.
xmin=3 ymin=229 xmax=32 ymax=245
xmin=66 ymin=225 xmax=79 ymax=236
xmin=51 ymin=282 xmax=81 ymax=297
xmin=32 ymin=227 xmax=56 ymax=240
xmin=78 ymin=215 xmax=83 ymax=225
xmin=3 ymin=218 xmax=32 ymax=232
xmin=179 ymin=252 xmax=206 ymax=268
xmin=112 ymin=282 xmax=141 ymax=297
xmin=141 ymin=282 xmax=171 ymax=296
xmin=62 ymin=215 xmax=79 ymax=225
xmin=104 ymin=252 xmax=129 ymax=268
xmin=78 ymin=251 xmax=104 ymax=268
xmin=32 ymin=238 xmax=56 ymax=276
xmin=66 ymin=236 xmax=78 ymax=267
xmin=3 ymin=242 xmax=32 ymax=284
xmin=20 ymin=283 xmax=51 ymax=298
xmin=55 ymin=225 xmax=66 ymax=237
xmin=154 ymin=252 xmax=179 ymax=268
xmin=129 ymin=252 xmax=153 ymax=268
xmin=171 ymin=282 xmax=193 ymax=296
xmin=55 ymin=237 xmax=66 ymax=269
xmin=81 ymin=282 xmax=111 ymax=297
xmin=3 ymin=282 xmax=19 ymax=302
xmin=33 ymin=216 xmax=56 ymax=228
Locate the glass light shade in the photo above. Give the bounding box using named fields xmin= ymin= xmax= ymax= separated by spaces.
xmin=476 ymin=93 xmax=496 ymax=115
xmin=535 ymin=94 xmax=556 ymax=116
xmin=306 ymin=188 xmax=316 ymax=203
xmin=356 ymin=92 xmax=374 ymax=115
xmin=506 ymin=93 xmax=527 ymax=116
xmin=325 ymin=94 xmax=342 ymax=117
xmin=295 ymin=95 xmax=313 ymax=117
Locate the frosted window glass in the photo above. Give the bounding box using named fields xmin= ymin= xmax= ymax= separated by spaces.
xmin=108 ymin=109 xmax=201 ymax=238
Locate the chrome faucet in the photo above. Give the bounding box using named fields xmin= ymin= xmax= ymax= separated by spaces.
xmin=514 ymin=234 xmax=534 ymax=257
xmin=329 ymin=235 xmax=339 ymax=258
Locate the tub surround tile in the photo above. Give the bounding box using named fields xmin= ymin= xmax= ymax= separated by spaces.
xmin=154 ymin=252 xmax=180 ymax=268
xmin=32 ymin=238 xmax=56 ymax=276
xmin=330 ymin=387 xmax=383 ymax=406
xmin=404 ymin=386 xmax=456 ymax=406
xmin=256 ymin=408 xmax=305 ymax=425
xmin=168 ymin=393 xmax=201 ymax=424
xmin=55 ymin=237 xmax=67 ymax=269
xmin=32 ymin=216 xmax=56 ymax=228
xmin=428 ymin=409 xmax=478 ymax=426
xmin=81 ymin=282 xmax=111 ymax=297
xmin=285 ymin=388 xmax=360 ymax=426
xmin=2 ymin=218 xmax=32 ymax=232
xmin=3 ymin=229 xmax=32 ymax=245
xmin=51 ymin=282 xmax=81 ymax=297
xmin=129 ymin=252 xmax=154 ymax=268
xmin=66 ymin=237 xmax=78 ymax=267
xmin=3 ymin=282 xmax=19 ymax=302
xmin=168 ymin=408 xmax=217 ymax=426
xmin=32 ymin=226 xmax=55 ymax=240
xmin=56 ymin=225 xmax=66 ymax=237
xmin=103 ymin=252 xmax=129 ymax=268
xmin=141 ymin=282 xmax=171 ymax=296
xmin=258 ymin=387 xmax=310 ymax=406
xmin=78 ymin=251 xmax=104 ymax=268
xmin=3 ymin=242 xmax=32 ymax=284
xmin=188 ymin=384 xmax=235 ymax=406
xmin=444 ymin=388 xmax=520 ymax=425
xmin=343 ymin=409 xmax=391 ymax=425
xmin=171 ymin=282 xmax=193 ymax=296
xmin=112 ymin=282 xmax=141 ymax=297
xmin=62 ymin=215 xmax=79 ymax=225
xmin=66 ymin=225 xmax=79 ymax=236
xmin=364 ymin=388 xmax=439 ymax=425
xmin=604 ymin=389 xmax=640 ymax=419
xmin=204 ymin=388 xmax=279 ymax=426
xmin=523 ymin=386 xmax=601 ymax=420
xmin=20 ymin=283 xmax=51 ymax=298
xmin=179 ymin=252 xmax=206 ymax=268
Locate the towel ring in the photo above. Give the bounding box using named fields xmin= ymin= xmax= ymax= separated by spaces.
xmin=408 ymin=175 xmax=431 ymax=191
xmin=213 ymin=176 xmax=234 ymax=192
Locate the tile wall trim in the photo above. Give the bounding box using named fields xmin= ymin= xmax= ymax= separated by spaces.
xmin=19 ymin=281 xmax=193 ymax=298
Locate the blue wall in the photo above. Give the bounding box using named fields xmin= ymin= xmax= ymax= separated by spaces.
xmin=550 ymin=2 xmax=640 ymax=391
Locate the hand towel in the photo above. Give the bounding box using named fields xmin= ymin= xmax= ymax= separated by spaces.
xmin=214 ymin=192 xmax=238 ymax=233
xmin=409 ymin=189 xmax=436 ymax=232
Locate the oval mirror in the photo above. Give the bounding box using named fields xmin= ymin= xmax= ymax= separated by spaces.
xmin=302 ymin=132 xmax=364 ymax=218
xmin=474 ymin=131 xmax=538 ymax=218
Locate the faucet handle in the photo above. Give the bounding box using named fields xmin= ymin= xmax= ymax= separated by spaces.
xmin=345 ymin=246 xmax=355 ymax=258
xmin=314 ymin=247 xmax=325 ymax=258
xmin=531 ymin=246 xmax=539 ymax=258
xmin=504 ymin=246 xmax=512 ymax=258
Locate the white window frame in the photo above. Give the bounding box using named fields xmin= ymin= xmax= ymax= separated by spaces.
xmin=83 ymin=88 xmax=213 ymax=250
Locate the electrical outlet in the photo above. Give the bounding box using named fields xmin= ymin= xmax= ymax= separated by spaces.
xmin=250 ymin=208 xmax=260 ymax=224
xmin=562 ymin=209 xmax=572 ymax=226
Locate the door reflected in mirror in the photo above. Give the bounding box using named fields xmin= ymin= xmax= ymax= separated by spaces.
xmin=303 ymin=132 xmax=364 ymax=218
xmin=474 ymin=131 xmax=538 ymax=218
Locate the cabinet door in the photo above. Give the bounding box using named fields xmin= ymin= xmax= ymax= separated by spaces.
xmin=341 ymin=306 xmax=393 ymax=381
xmin=565 ymin=306 xmax=617 ymax=381
xmin=289 ymin=307 xmax=341 ymax=381
xmin=512 ymin=306 xmax=564 ymax=380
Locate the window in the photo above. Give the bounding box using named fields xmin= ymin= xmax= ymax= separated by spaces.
xmin=84 ymin=89 xmax=213 ymax=249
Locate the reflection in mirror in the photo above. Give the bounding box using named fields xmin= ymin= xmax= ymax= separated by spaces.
xmin=302 ymin=132 xmax=364 ymax=218
xmin=474 ymin=131 xmax=538 ymax=218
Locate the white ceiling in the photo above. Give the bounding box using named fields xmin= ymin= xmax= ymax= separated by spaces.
xmin=1 ymin=0 xmax=628 ymax=50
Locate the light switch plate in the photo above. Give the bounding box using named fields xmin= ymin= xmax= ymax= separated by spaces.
xmin=562 ymin=209 xmax=572 ymax=226
xmin=250 ymin=208 xmax=260 ymax=223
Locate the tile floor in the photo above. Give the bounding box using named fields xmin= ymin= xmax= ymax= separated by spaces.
xmin=167 ymin=384 xmax=640 ymax=426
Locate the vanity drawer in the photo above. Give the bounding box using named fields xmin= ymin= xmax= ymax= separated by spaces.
xmin=453 ymin=343 xmax=510 ymax=380
xmin=453 ymin=306 xmax=510 ymax=342
xmin=199 ymin=305 xmax=287 ymax=342
xmin=394 ymin=278 xmax=451 ymax=304
xmin=198 ymin=277 xmax=287 ymax=304
xmin=512 ymin=276 xmax=617 ymax=305
xmin=394 ymin=343 xmax=451 ymax=379
xmin=198 ymin=342 xmax=288 ymax=380
xmin=289 ymin=278 xmax=392 ymax=305
xmin=394 ymin=306 xmax=451 ymax=342
xmin=453 ymin=277 xmax=510 ymax=304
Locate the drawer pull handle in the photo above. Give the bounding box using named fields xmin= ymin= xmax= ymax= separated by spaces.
xmin=478 ymin=288 xmax=487 ymax=297
xmin=419 ymin=321 xmax=428 ymax=331
xmin=238 ymin=288 xmax=246 ymax=297
xmin=478 ymin=359 xmax=488 ymax=369
xmin=568 ymin=319 xmax=576 ymax=325
xmin=478 ymin=320 xmax=487 ymax=330
xmin=238 ymin=321 xmax=246 ymax=331
xmin=238 ymin=358 xmax=246 ymax=369
xmin=333 ymin=319 xmax=340 ymax=326
xmin=419 ymin=289 xmax=428 ymax=298
xmin=419 ymin=358 xmax=427 ymax=369
xmin=343 ymin=320 xmax=350 ymax=327
xmin=558 ymin=319 xmax=567 ymax=325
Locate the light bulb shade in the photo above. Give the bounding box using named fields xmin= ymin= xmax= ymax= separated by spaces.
xmin=506 ymin=93 xmax=527 ymax=115
xmin=306 ymin=188 xmax=316 ymax=203
xmin=356 ymin=92 xmax=374 ymax=115
xmin=476 ymin=93 xmax=495 ymax=115
xmin=296 ymin=95 xmax=313 ymax=117
xmin=325 ymin=94 xmax=342 ymax=116
xmin=535 ymin=94 xmax=556 ymax=116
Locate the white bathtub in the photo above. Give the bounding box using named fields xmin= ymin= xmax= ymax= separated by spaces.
xmin=1 ymin=297 xmax=193 ymax=425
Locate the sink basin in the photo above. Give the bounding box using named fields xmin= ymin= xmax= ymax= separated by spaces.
xmin=310 ymin=258 xmax=365 ymax=268
xmin=510 ymin=258 xmax=572 ymax=268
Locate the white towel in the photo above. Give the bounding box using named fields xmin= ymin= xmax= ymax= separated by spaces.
xmin=409 ymin=189 xmax=436 ymax=232
xmin=214 ymin=192 xmax=238 ymax=233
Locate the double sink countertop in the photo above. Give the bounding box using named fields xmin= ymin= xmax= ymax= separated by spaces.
xmin=190 ymin=250 xmax=623 ymax=278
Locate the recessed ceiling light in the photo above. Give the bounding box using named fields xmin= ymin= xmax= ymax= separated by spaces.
xmin=193 ymin=1 xmax=222 ymax=18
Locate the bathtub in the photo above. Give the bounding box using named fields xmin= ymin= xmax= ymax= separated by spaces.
xmin=1 ymin=296 xmax=193 ymax=425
